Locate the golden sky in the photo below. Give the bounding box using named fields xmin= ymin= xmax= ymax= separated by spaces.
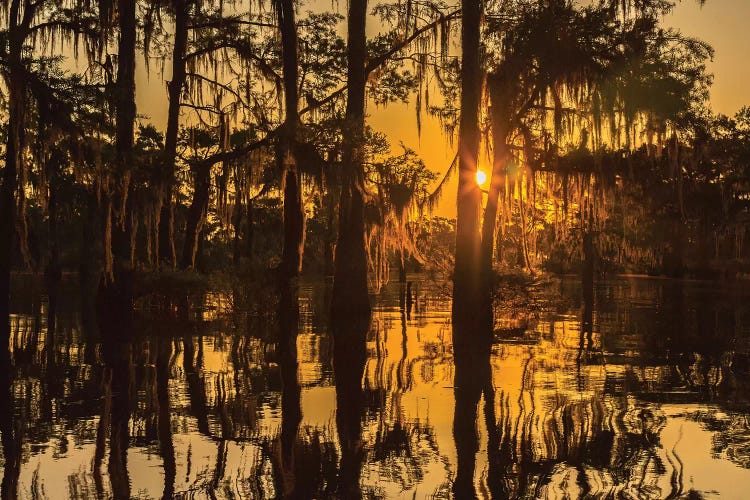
xmin=668 ymin=0 xmax=750 ymax=115
xmin=393 ymin=1 xmax=750 ymax=217
xmin=133 ymin=1 xmax=750 ymax=218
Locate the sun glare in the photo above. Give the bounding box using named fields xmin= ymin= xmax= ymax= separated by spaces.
xmin=476 ymin=170 xmax=487 ymax=186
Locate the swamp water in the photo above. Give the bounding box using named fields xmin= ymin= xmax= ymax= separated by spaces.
xmin=2 ymin=276 xmax=750 ymax=498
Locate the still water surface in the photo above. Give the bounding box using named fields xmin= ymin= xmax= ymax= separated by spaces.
xmin=2 ymin=276 xmax=750 ymax=498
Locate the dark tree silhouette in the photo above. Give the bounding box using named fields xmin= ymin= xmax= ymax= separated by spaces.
xmin=452 ymin=0 xmax=484 ymax=349
xmin=331 ymin=0 xmax=371 ymax=319
xmin=158 ymin=0 xmax=192 ymax=268
xmin=276 ymin=0 xmax=305 ymax=281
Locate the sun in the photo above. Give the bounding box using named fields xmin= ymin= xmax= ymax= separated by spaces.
xmin=476 ymin=170 xmax=488 ymax=186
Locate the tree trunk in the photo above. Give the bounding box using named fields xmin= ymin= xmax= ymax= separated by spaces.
xmin=0 ymin=77 xmax=24 ymax=353
xmin=99 ymin=0 xmax=137 ymax=322
xmin=181 ymin=162 xmax=211 ymax=270
xmin=452 ymin=0 xmax=484 ymax=351
xmin=282 ymin=167 xmax=305 ymax=277
xmin=0 ymin=0 xmax=26 ymax=352
xmin=277 ymin=0 xmax=305 ymax=281
xmin=479 ymin=76 xmax=514 ymax=332
xmin=115 ymin=0 xmax=137 ymax=162
xmin=332 ymin=0 xmax=371 ymax=318
xmin=158 ymin=0 xmax=189 ymax=269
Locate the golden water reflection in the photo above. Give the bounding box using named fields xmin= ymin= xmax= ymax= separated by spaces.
xmin=2 ymin=277 xmax=750 ymax=498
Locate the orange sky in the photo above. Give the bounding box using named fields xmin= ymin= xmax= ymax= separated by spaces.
xmin=133 ymin=1 xmax=750 ymax=218
xmin=668 ymin=0 xmax=750 ymax=116
xmin=375 ymin=1 xmax=750 ymax=217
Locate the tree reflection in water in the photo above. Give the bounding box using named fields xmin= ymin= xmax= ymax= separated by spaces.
xmin=2 ymin=277 xmax=750 ymax=497
xmin=99 ymin=313 xmax=134 ymax=500
xmin=156 ymin=337 xmax=176 ymax=499
xmin=452 ymin=324 xmax=492 ymax=499
xmin=332 ymin=309 xmax=369 ymax=498
xmin=1 ymin=342 xmax=20 ymax=500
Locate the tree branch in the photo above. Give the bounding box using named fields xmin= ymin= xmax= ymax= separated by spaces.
xmin=202 ymin=9 xmax=460 ymax=165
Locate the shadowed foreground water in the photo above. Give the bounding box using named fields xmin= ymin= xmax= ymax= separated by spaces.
xmin=3 ymin=275 xmax=750 ymax=498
